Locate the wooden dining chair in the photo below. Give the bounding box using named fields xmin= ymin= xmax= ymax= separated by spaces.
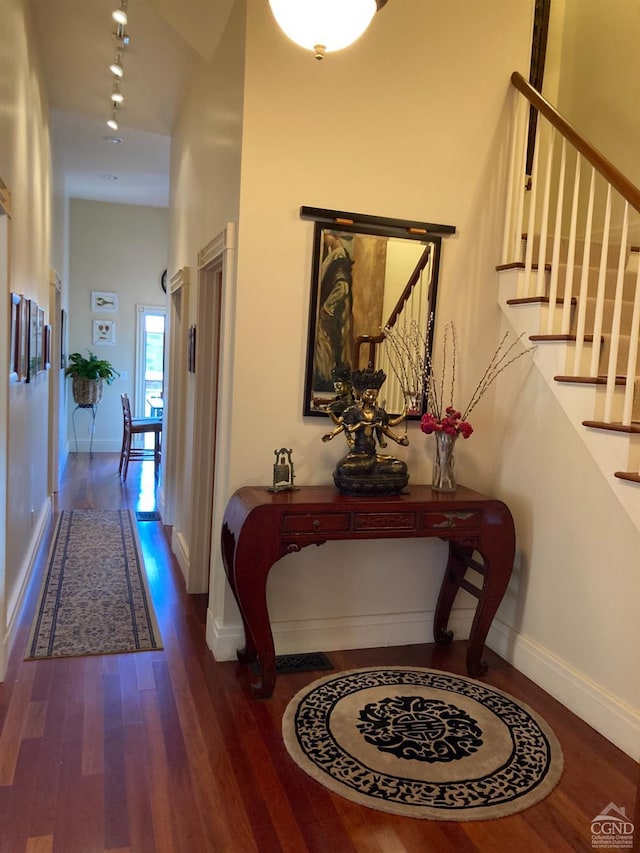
xmin=118 ymin=393 xmax=162 ymax=481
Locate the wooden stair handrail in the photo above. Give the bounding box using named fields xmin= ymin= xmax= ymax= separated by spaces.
xmin=511 ymin=71 xmax=640 ymax=214
xmin=354 ymin=243 xmax=433 ymax=369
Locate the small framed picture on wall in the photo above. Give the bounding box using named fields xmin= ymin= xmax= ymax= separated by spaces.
xmin=91 ymin=291 xmax=119 ymax=312
xmin=93 ymin=319 xmax=116 ymax=345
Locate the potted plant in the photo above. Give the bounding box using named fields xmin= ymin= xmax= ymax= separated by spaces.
xmin=65 ymin=350 xmax=119 ymax=405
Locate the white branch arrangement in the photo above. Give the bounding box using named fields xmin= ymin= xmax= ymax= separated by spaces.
xmin=383 ymin=317 xmax=536 ymax=435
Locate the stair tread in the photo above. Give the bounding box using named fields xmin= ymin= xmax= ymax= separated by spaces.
xmin=614 ymin=471 xmax=640 ymax=483
xmin=582 ymin=420 xmax=640 ymax=433
xmin=554 ymin=375 xmax=629 ymax=385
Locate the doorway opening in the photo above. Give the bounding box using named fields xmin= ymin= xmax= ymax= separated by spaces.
xmin=135 ymin=305 xmax=166 ymax=420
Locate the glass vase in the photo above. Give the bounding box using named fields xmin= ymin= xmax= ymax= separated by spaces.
xmin=432 ymin=432 xmax=458 ymax=492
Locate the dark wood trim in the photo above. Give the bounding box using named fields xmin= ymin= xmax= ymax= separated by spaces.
xmin=496 ymin=261 xmax=551 ymax=272
xmin=555 ymin=375 xmax=626 ymax=385
xmin=511 ymin=71 xmax=640 ymax=214
xmin=615 ymin=471 xmax=640 ymax=483
xmin=530 ymin=334 xmax=599 ymax=342
xmin=508 ymin=296 xmax=576 ymax=306
xmin=555 ymin=375 xmax=626 ymax=386
xmin=582 ymin=420 xmax=640 ymax=434
xmin=299 ymin=206 xmax=456 ymax=237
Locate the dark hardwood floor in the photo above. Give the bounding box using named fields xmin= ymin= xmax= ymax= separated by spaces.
xmin=0 ymin=453 xmax=637 ymax=852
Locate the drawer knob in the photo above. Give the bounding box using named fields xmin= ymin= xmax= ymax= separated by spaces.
xmin=313 ymin=519 xmax=320 ymax=530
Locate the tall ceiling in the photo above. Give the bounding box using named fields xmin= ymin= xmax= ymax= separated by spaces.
xmin=29 ymin=0 xmax=236 ymax=207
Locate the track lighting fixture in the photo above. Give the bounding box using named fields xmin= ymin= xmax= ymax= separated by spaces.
xmin=109 ymin=49 xmax=124 ymax=77
xmin=111 ymin=81 xmax=124 ymax=104
xmin=112 ymin=1 xmax=128 ymax=26
xmin=106 ymin=3 xmax=129 ymax=134
xmin=107 ymin=107 xmax=119 ymax=131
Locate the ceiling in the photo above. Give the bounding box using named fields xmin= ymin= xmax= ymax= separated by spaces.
xmin=29 ymin=0 xmax=236 ymax=208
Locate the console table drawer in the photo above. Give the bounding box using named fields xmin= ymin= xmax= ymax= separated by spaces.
xmin=354 ymin=512 xmax=417 ymax=531
xmin=282 ymin=513 xmax=350 ymax=534
xmin=421 ymin=510 xmax=482 ymax=531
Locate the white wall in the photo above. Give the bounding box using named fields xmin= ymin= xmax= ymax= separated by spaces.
xmin=0 ymin=0 xmax=53 ymax=678
xmin=67 ymin=200 xmax=168 ymax=452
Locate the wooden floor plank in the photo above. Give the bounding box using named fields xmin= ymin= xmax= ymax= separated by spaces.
xmin=0 ymin=454 xmax=636 ymax=852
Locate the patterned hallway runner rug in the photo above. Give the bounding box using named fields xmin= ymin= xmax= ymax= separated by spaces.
xmin=26 ymin=509 xmax=163 ymax=659
xmin=282 ymin=666 xmax=564 ymax=821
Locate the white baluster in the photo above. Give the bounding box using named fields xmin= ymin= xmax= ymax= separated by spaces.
xmin=546 ymin=138 xmax=567 ymax=334
xmin=621 ymin=256 xmax=640 ymax=426
xmin=589 ymin=184 xmax=612 ymax=377
xmin=604 ymin=202 xmax=629 ymax=422
xmin=573 ymin=167 xmax=595 ymax=375
xmin=535 ymin=125 xmax=554 ymax=300
xmin=561 ymin=153 xmax=581 ymax=336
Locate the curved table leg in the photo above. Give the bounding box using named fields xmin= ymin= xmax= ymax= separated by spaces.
xmin=433 ymin=504 xmax=515 ymax=679
xmin=465 ymin=522 xmax=514 ymax=678
xmin=234 ymin=557 xmax=277 ymax=698
xmin=434 ymin=542 xmax=472 ymax=645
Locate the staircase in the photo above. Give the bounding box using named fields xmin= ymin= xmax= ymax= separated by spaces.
xmin=499 ymin=73 xmax=640 ymax=531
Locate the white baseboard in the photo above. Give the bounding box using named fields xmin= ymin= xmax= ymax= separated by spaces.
xmin=487 ymin=619 xmax=640 ymax=760
xmin=0 ymin=499 xmax=52 ymax=681
xmin=171 ymin=528 xmax=190 ymax=587
xmin=206 ymin=608 xmax=475 ymax=664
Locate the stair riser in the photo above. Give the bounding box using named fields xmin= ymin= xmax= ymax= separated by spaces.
xmin=591 ymin=384 xmax=640 ymax=423
xmin=522 ymin=236 xmax=637 ymax=273
xmin=526 ymin=264 xmax=638 ymax=302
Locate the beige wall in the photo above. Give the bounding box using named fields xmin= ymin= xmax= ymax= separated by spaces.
xmin=545 ymin=0 xmax=640 ymax=239
xmin=67 ymin=200 xmax=168 ymax=452
xmin=553 ymin=0 xmax=640 ymax=188
xmin=168 ymin=0 xmax=245 ymax=552
xmin=0 ymin=0 xmax=53 ymax=676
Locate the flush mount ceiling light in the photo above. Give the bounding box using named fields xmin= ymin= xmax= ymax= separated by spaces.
xmin=112 ymin=0 xmax=128 ymax=26
xmin=268 ymin=0 xmax=388 ymax=60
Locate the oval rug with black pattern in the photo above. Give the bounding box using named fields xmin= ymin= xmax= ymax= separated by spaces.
xmin=281 ymin=667 xmax=563 ymax=821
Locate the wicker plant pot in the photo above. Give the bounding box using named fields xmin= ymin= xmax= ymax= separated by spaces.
xmin=72 ymin=376 xmax=103 ymax=406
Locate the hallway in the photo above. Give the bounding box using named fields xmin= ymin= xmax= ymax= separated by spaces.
xmin=0 ymin=455 xmax=637 ymax=852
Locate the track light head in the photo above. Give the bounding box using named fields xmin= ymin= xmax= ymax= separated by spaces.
xmin=112 ymin=1 xmax=128 ymax=26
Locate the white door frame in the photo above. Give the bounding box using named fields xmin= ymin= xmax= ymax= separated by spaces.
xmin=188 ymin=224 xmax=236 ymax=598
xmin=160 ymin=267 xmax=190 ymax=526
xmin=134 ymin=304 xmax=166 ymax=418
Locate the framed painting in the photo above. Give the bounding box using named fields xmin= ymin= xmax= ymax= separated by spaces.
xmin=18 ymin=296 xmax=29 ymax=380
xmin=93 ymin=319 xmax=116 ymax=345
xmin=44 ymin=323 xmax=51 ymax=369
xmin=26 ymin=299 xmax=38 ymax=382
xmin=188 ymin=324 xmax=196 ymax=373
xmin=10 ymin=293 xmax=20 ymax=380
xmin=36 ymin=307 xmax=45 ymax=373
xmin=301 ymin=207 xmax=454 ymax=418
xmin=91 ymin=291 xmax=119 ymax=312
xmin=60 ymin=308 xmax=66 ymax=369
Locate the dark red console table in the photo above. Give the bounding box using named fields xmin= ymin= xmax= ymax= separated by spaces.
xmin=221 ymin=485 xmax=515 ymax=698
